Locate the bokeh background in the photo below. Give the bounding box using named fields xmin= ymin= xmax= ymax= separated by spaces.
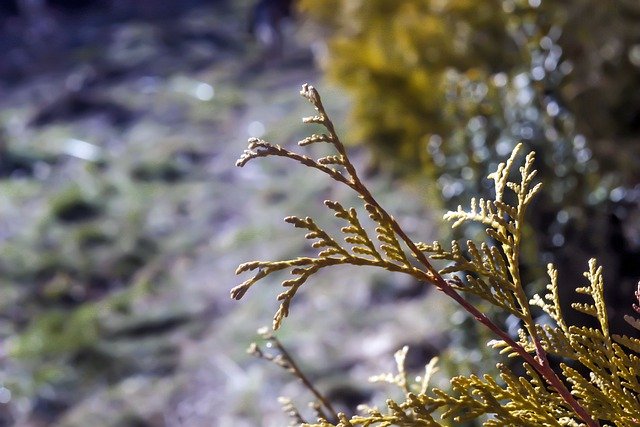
xmin=0 ymin=1 xmax=639 ymax=426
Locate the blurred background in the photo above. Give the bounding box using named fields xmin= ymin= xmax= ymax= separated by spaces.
xmin=0 ymin=0 xmax=639 ymax=426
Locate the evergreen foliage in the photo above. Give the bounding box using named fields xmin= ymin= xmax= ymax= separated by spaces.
xmin=234 ymin=85 xmax=640 ymax=426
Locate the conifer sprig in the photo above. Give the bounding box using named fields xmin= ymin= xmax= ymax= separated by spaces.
xmin=232 ymin=84 xmax=628 ymax=426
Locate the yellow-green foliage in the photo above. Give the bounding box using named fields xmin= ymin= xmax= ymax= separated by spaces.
xmin=298 ymin=0 xmax=640 ymax=207
xmin=233 ymin=85 xmax=640 ymax=426
xmin=298 ymin=0 xmax=526 ymax=172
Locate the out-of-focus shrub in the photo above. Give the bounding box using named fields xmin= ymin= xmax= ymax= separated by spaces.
xmin=299 ymin=0 xmax=640 ymax=333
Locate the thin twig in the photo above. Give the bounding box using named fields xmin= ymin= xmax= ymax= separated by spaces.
xmin=249 ymin=329 xmax=340 ymax=423
xmin=269 ymin=334 xmax=340 ymax=423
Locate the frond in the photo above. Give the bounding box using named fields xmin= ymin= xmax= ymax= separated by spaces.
xmin=444 ymin=197 xmax=515 ymax=234
xmin=432 ymin=364 xmax=577 ymax=426
xmin=434 ymin=144 xmax=544 ymax=332
xmin=571 ymin=259 xmax=609 ymax=335
xmin=233 ymin=85 xmax=419 ymax=330
xmin=530 ymin=264 xmax=568 ymax=331
xmin=325 ymin=200 xmax=382 ymax=261
xmin=422 ymin=238 xmax=522 ymax=317
xmin=488 ymin=328 xmax=536 ymax=358
xmin=365 ymin=203 xmax=411 ymax=267
xmin=534 ymin=324 xmax=575 ymax=359
xmin=613 ymin=334 xmax=640 ymax=354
